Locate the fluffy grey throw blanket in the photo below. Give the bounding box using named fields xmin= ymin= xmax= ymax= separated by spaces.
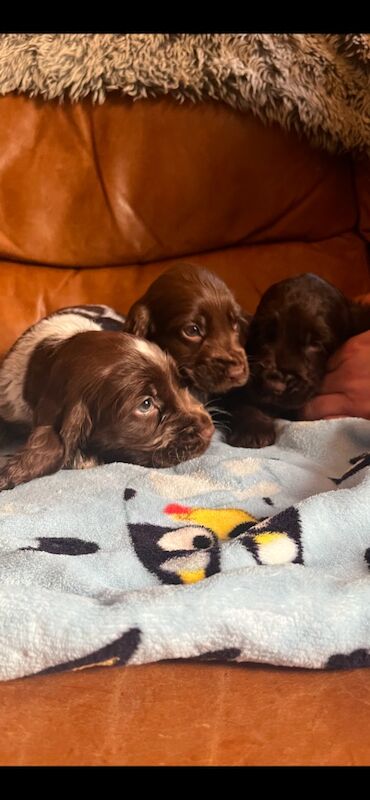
xmin=0 ymin=33 xmax=369 ymax=155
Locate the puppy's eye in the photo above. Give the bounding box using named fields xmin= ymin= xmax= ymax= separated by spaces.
xmin=138 ymin=397 xmax=154 ymax=413
xmin=230 ymin=316 xmax=239 ymax=331
xmin=305 ymin=338 xmax=323 ymax=352
xmin=182 ymin=323 xmax=202 ymax=339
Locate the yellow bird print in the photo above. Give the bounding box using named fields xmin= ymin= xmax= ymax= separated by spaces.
xmin=164 ymin=503 xmax=258 ymax=540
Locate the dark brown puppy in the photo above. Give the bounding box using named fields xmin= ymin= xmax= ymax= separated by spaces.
xmin=124 ymin=263 xmax=249 ymax=398
xmin=223 ymin=273 xmax=369 ymax=448
xmin=0 ymin=319 xmax=214 ymax=490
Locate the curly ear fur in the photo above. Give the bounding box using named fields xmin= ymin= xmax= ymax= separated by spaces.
xmin=59 ymin=400 xmax=93 ymax=467
xmin=124 ymin=303 xmax=153 ymax=338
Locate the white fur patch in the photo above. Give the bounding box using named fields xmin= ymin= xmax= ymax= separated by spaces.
xmin=58 ymin=304 xmax=126 ymax=325
xmin=134 ymin=338 xmax=155 ymax=358
xmin=134 ymin=337 xmax=167 ymax=365
xmin=0 ymin=313 xmax=101 ymax=425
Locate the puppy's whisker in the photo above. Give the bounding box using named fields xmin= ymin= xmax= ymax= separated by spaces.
xmin=215 ymin=421 xmax=231 ymax=433
xmin=211 ymin=408 xmax=232 ymax=418
xmin=205 ymin=403 xmax=232 ymax=417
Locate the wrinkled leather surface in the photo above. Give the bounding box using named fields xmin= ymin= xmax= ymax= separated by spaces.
xmin=1 ymin=233 xmax=369 ymax=355
xmin=0 ymin=94 xmax=360 ymax=267
xmin=1 ymin=663 xmax=370 ymax=766
xmin=0 ymin=93 xmax=370 ymax=766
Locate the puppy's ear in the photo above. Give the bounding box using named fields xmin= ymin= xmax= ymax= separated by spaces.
xmin=60 ymin=400 xmax=93 ymax=466
xmin=124 ymin=303 xmax=154 ymax=338
xmin=0 ymin=425 xmax=64 ymax=491
xmin=238 ymin=309 xmax=252 ymax=347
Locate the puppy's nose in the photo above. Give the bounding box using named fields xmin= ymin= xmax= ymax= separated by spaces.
xmin=216 ymin=352 xmax=247 ymax=377
xmin=264 ymin=371 xmax=286 ymax=394
xmin=269 ymin=382 xmax=286 ymax=395
xmin=227 ymin=362 xmax=247 ymax=380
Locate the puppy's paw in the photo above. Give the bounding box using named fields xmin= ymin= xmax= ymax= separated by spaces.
xmin=67 ymin=450 xmax=100 ymax=470
xmin=227 ymin=422 xmax=276 ymax=449
xmin=0 ymin=469 xmax=15 ymax=491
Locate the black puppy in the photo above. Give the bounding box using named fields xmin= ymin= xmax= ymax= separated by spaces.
xmin=222 ymin=273 xmax=370 ymax=448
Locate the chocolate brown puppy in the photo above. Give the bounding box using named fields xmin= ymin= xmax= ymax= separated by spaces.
xmin=124 ymin=263 xmax=249 ymax=398
xmin=223 ymin=273 xmax=369 ymax=448
xmin=0 ymin=311 xmax=214 ymax=490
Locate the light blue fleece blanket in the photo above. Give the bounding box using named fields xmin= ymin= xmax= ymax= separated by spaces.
xmin=1 ymin=418 xmax=370 ymax=681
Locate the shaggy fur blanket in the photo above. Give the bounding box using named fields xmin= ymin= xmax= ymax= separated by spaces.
xmin=0 ymin=33 xmax=369 ymax=155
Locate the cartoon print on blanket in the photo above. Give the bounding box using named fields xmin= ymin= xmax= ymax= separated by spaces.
xmin=326 ymin=649 xmax=370 ymax=670
xmin=36 ymin=627 xmax=141 ymax=676
xmin=187 ymin=647 xmax=242 ymax=662
xmin=331 ymin=452 xmax=370 ymax=485
xmin=21 ymin=537 xmax=100 ymax=556
xmin=127 ymin=491 xmax=303 ymax=584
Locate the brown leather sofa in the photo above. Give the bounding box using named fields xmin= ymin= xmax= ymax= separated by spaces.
xmin=1 ymin=93 xmax=370 ymax=767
